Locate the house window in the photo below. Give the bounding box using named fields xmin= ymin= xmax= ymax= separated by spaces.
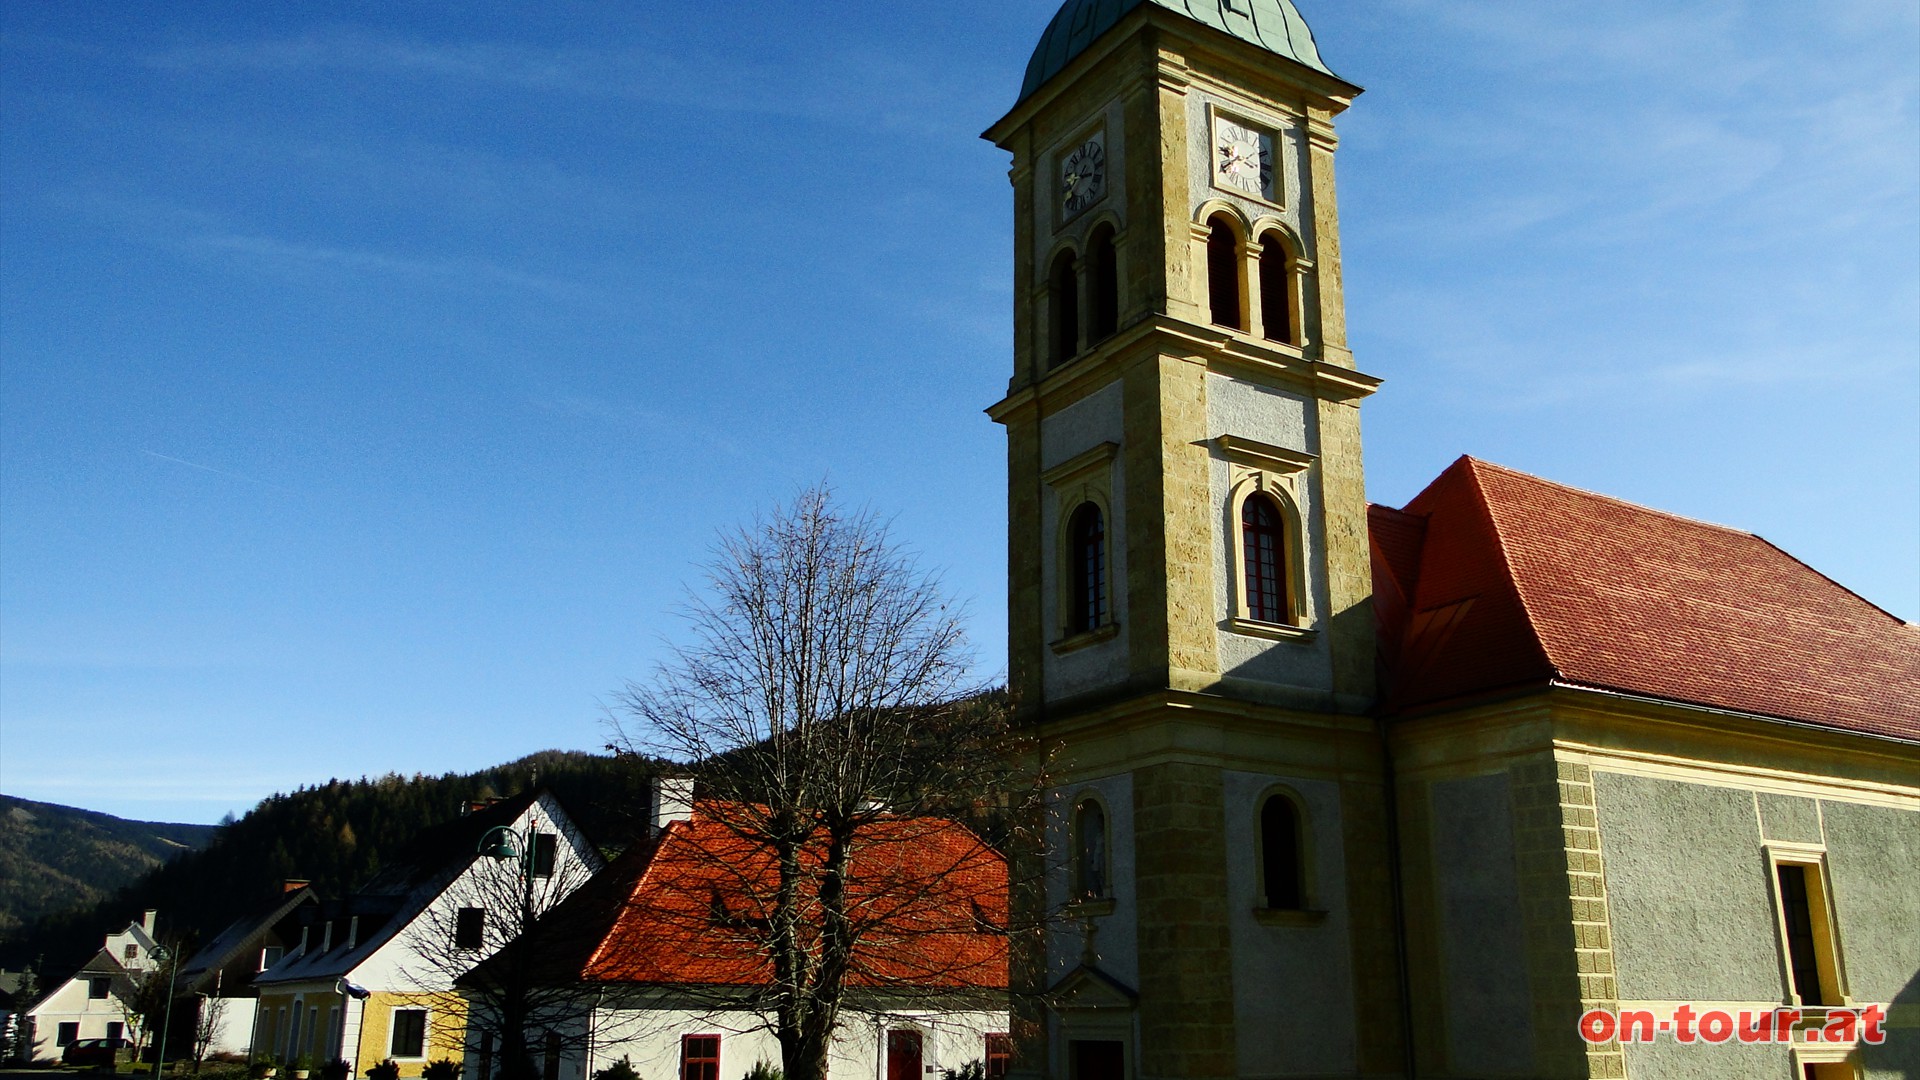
xmin=1773 ymin=860 xmax=1841 ymax=1007
xmin=985 ymin=1034 xmax=1012 ymax=1078
xmin=679 ymin=1035 xmax=720 ymax=1080
xmin=289 ymin=1005 xmax=304 ymax=1059
xmin=476 ymin=1032 xmax=495 ymax=1080
xmin=1258 ymin=230 xmax=1295 ymax=344
xmin=260 ymin=946 xmax=284 ymax=972
xmin=123 ymin=944 xmax=139 ymax=962
xmin=542 ymin=1031 xmax=561 ymax=1080
xmin=1050 ymin=249 xmax=1081 ymax=366
xmin=1206 ymin=214 xmax=1242 ymax=329
xmin=57 ymin=1023 xmax=79 ymax=1047
xmin=1067 ymin=502 xmax=1106 ymax=634
xmin=455 ymin=907 xmax=486 ymax=950
xmin=1073 ymin=799 xmax=1109 ymax=900
xmin=88 ymin=976 xmax=112 ymax=999
xmin=390 ymin=1009 xmax=427 ymax=1058
xmin=1088 ymin=224 xmax=1119 ymax=343
xmin=106 ymin=1022 xmax=123 ymax=1043
xmin=1260 ymin=793 xmax=1305 ymax=910
xmin=885 ymin=1030 xmax=923 ymax=1080
xmin=1069 ymin=1040 xmax=1124 ymax=1080
xmin=1241 ymin=493 xmax=1290 ymax=624
xmin=532 ymin=832 xmax=558 ymax=878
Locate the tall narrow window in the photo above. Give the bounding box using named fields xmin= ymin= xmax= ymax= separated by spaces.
xmin=1242 ymin=493 xmax=1289 ymax=624
xmin=1050 ymin=250 xmax=1080 ymax=366
xmin=1261 ymin=794 xmax=1303 ymax=910
xmin=531 ymin=832 xmax=558 ymax=878
xmin=1070 ymin=1041 xmax=1125 ymax=1080
xmin=1207 ymin=214 xmax=1242 ymax=329
xmin=455 ymin=907 xmax=485 ymax=950
xmin=1088 ymin=224 xmax=1118 ymax=343
xmin=1776 ymin=863 xmax=1832 ymax=1006
xmin=679 ymin=1035 xmax=720 ymax=1080
xmin=477 ymin=1032 xmax=495 ymax=1080
xmin=1074 ymin=799 xmax=1108 ymax=900
xmin=542 ymin=1031 xmax=561 ymax=1080
xmin=1259 ymin=230 xmax=1294 ymax=344
xmin=1067 ymin=502 xmax=1106 ymax=633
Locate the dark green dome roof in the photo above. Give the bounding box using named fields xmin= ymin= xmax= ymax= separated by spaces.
xmin=1018 ymin=0 xmax=1337 ymax=104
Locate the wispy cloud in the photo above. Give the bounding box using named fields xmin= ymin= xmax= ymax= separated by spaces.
xmin=139 ymin=448 xmax=294 ymax=493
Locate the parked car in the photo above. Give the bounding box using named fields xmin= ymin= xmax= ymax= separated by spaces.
xmin=63 ymin=1037 xmax=134 ymax=1069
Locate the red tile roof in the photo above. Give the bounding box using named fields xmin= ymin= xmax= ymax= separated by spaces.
xmin=503 ymin=802 xmax=1007 ymax=991
xmin=1372 ymin=457 xmax=1920 ymax=742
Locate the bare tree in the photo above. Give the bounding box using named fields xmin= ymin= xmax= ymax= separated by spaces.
xmin=187 ymin=994 xmax=229 ymax=1073
xmin=610 ymin=485 xmax=1047 ymax=1080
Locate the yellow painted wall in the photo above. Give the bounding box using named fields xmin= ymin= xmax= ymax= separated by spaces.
xmin=352 ymin=991 xmax=467 ymax=1080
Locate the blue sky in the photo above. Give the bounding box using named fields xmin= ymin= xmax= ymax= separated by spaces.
xmin=3 ymin=0 xmax=1915 ymax=825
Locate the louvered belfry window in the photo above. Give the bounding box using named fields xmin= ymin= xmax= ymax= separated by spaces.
xmin=1068 ymin=502 xmax=1106 ymax=633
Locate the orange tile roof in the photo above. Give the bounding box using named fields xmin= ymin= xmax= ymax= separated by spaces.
xmin=553 ymin=802 xmax=1006 ymax=991
xmin=1373 ymin=456 xmax=1920 ymax=741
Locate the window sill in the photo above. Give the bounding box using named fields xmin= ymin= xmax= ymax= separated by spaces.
xmin=1252 ymin=907 xmax=1326 ymax=927
xmin=1229 ymin=617 xmax=1316 ymax=643
xmin=1064 ymin=898 xmax=1116 ymax=918
xmin=1051 ymin=623 xmax=1119 ymax=654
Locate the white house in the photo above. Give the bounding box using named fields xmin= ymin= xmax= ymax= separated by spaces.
xmin=21 ymin=909 xmax=162 ymax=1061
xmin=253 ymin=790 xmax=603 ymax=1078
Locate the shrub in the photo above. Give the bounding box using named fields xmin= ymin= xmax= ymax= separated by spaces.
xmin=741 ymin=1062 xmax=782 ymax=1080
xmin=939 ymin=1063 xmax=984 ymax=1080
xmin=320 ymin=1061 xmax=352 ymax=1080
xmin=366 ymin=1060 xmax=401 ymax=1080
xmin=590 ymin=1058 xmax=638 ymax=1080
xmin=421 ymin=1061 xmax=460 ymax=1080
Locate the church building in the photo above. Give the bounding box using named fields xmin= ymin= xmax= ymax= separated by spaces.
xmin=981 ymin=2 xmax=1920 ymax=1078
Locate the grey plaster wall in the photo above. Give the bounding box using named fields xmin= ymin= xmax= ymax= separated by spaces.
xmin=1757 ymin=793 xmax=1822 ymax=844
xmin=1429 ymin=772 xmax=1534 ymax=1076
xmin=1821 ymin=800 xmax=1920 ymax=1007
xmin=1593 ymin=772 xmax=1783 ymax=1002
xmin=1043 ymin=773 xmax=1138 ymax=989
xmin=1221 ymin=769 xmax=1355 ymax=1076
xmin=1039 ymin=382 xmax=1128 ymax=699
xmin=1622 ymin=1038 xmax=1791 ymax=1080
xmin=1203 ymin=373 xmax=1333 ymax=691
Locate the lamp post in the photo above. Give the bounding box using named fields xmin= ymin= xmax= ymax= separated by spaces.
xmin=472 ymin=823 xmax=538 ymax=1080
xmin=149 ymin=938 xmax=178 ymax=1079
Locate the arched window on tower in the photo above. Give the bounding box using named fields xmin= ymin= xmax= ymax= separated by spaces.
xmin=1050 ymin=250 xmax=1080 ymax=367
xmin=1074 ymin=798 xmax=1108 ymax=899
xmin=1260 ymin=794 xmax=1303 ymax=910
xmin=1241 ymin=492 xmax=1291 ymax=624
xmin=1258 ymin=230 xmax=1294 ymax=345
xmin=1206 ymin=214 xmax=1242 ymax=330
xmin=1067 ymin=502 xmax=1107 ymax=634
xmin=1088 ymin=224 xmax=1119 ymax=343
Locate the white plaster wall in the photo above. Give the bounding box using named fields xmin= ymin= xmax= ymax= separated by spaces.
xmin=1043 ymin=774 xmax=1138 ymax=990
xmin=1039 ymin=382 xmax=1129 ymax=701
xmin=1185 ymin=91 xmax=1311 ymax=258
xmin=1204 ymin=374 xmax=1334 ymax=692
xmin=207 ymin=998 xmax=258 ymax=1056
xmin=586 ymin=1008 xmax=1007 ymax=1080
xmin=27 ymin=975 xmax=130 ymax=1060
xmin=1222 ymin=770 xmax=1356 ymax=1076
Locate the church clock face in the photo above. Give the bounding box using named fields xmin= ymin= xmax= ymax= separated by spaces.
xmin=1060 ymin=132 xmax=1107 ymax=220
xmin=1213 ymin=116 xmax=1276 ymax=202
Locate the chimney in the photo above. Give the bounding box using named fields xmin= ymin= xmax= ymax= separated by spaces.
xmin=650 ymin=777 xmax=697 ymax=835
xmin=140 ymin=910 xmax=158 ymax=934
xmin=282 ymin=879 xmax=311 ymax=894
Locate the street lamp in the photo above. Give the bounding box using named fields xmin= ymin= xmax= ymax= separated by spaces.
xmin=149 ymin=939 xmax=178 ymax=1079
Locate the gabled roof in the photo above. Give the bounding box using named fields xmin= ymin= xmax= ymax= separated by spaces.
xmin=255 ymin=789 xmax=566 ymax=986
xmin=175 ymin=886 xmax=318 ymax=992
xmin=469 ymin=801 xmax=1006 ymax=993
xmin=1372 ymin=456 xmax=1920 ymax=741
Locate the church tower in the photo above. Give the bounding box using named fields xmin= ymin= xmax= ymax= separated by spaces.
xmin=984 ymin=2 xmax=1402 ymax=1076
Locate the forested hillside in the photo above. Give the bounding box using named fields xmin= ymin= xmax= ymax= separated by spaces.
xmin=0 ymin=750 xmax=658 ymax=975
xmin=0 ymin=797 xmax=219 ymax=935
